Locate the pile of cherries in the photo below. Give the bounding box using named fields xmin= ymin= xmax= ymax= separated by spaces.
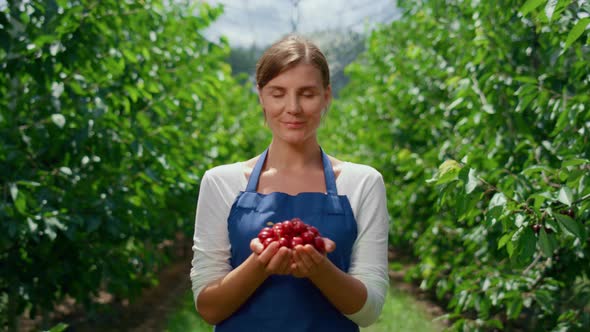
xmin=257 ymin=217 xmax=325 ymax=253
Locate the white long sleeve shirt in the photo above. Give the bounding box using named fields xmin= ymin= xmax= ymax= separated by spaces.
xmin=190 ymin=161 xmax=390 ymax=327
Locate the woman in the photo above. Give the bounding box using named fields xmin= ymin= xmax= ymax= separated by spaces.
xmin=190 ymin=34 xmax=390 ymax=331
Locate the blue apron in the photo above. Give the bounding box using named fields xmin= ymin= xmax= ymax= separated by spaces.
xmin=215 ymin=148 xmax=359 ymax=332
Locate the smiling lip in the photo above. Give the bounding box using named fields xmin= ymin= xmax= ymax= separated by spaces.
xmin=283 ymin=121 xmax=304 ymax=128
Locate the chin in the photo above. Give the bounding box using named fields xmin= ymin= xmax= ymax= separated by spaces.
xmin=276 ymin=132 xmax=313 ymax=145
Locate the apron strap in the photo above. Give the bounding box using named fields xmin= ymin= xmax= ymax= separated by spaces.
xmin=245 ymin=147 xmax=338 ymax=195
xmin=245 ymin=148 xmax=268 ymax=192
xmin=321 ymin=148 xmax=338 ymax=195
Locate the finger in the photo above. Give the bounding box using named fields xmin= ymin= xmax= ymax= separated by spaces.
xmin=294 ymin=246 xmax=315 ymax=272
xmin=273 ymin=248 xmax=289 ymax=274
xmin=258 ymin=241 xmax=279 ymax=265
xmin=250 ymin=238 xmax=264 ymax=254
xmin=267 ymin=247 xmax=289 ymax=272
xmin=277 ymin=250 xmax=292 ymax=274
xmin=304 ymin=244 xmax=324 ymax=265
xmin=323 ymin=238 xmax=336 ymax=253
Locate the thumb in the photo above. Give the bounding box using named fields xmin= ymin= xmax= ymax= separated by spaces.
xmin=250 ymin=238 xmax=264 ymax=254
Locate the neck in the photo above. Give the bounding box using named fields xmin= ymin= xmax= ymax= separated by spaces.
xmin=266 ymin=139 xmax=322 ymax=171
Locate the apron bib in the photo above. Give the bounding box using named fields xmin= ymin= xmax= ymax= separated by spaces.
xmin=216 ymin=148 xmax=359 ymax=332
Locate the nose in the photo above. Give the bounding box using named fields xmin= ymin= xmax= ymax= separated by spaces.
xmin=286 ymin=94 xmax=302 ymax=114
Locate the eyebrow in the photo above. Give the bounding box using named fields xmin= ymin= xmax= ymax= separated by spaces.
xmin=266 ymin=85 xmax=320 ymax=91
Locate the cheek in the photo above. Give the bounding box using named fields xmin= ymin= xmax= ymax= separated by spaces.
xmin=303 ymin=99 xmax=325 ymax=114
xmin=263 ymin=98 xmax=284 ymax=112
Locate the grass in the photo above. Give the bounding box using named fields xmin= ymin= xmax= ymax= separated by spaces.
xmin=164 ymin=292 xmax=212 ymax=332
xmin=166 ymin=286 xmax=445 ymax=332
xmin=361 ymin=287 xmax=444 ymax=332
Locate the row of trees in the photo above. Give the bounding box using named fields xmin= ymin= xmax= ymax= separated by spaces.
xmin=1 ymin=1 xmax=267 ymax=330
xmin=3 ymin=0 xmax=589 ymax=331
xmin=321 ymin=0 xmax=590 ymax=330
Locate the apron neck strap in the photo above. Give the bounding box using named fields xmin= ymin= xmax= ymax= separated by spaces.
xmin=245 ymin=147 xmax=338 ymax=195
xmin=245 ymin=148 xmax=268 ymax=192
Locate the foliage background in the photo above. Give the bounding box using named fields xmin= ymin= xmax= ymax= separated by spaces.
xmin=2 ymin=0 xmax=590 ymax=331
xmin=1 ymin=0 xmax=267 ymax=329
xmin=321 ymin=0 xmax=590 ymax=330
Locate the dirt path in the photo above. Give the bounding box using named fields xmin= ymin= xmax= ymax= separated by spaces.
xmin=18 ymin=241 xmax=193 ymax=332
xmin=387 ymin=250 xmax=449 ymax=326
xmin=21 ymin=246 xmax=448 ymax=331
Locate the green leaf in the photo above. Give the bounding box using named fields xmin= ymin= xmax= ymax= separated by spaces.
xmin=56 ymin=0 xmax=69 ymax=8
xmin=129 ymin=195 xmax=142 ymax=207
xmin=535 ymin=289 xmax=555 ymax=312
xmin=545 ymin=0 xmax=558 ymax=21
xmin=565 ymin=17 xmax=590 ymax=49
xmin=530 ymin=191 xmax=553 ymax=210
xmin=507 ymin=297 xmax=524 ymax=319
xmin=522 ymin=165 xmax=553 ymax=176
xmin=498 ymin=233 xmax=511 ymax=249
xmin=554 ymin=213 xmax=583 ymax=239
xmin=465 ymin=168 xmax=478 ymax=194
xmin=507 ymin=240 xmax=515 ymax=257
xmin=489 ymin=192 xmax=507 ymax=209
xmin=551 ymin=107 xmax=569 ymax=135
xmin=14 ymin=193 xmax=27 ymax=214
xmin=487 ymin=319 xmax=504 ymax=329
xmin=519 ymin=0 xmax=546 ymax=16
xmin=45 ymin=323 xmax=69 ymax=332
xmin=428 ymin=159 xmax=462 ymax=185
xmin=51 ymin=113 xmax=66 ymax=128
xmin=517 ymin=227 xmax=537 ymax=264
xmin=562 ymin=158 xmax=589 ymax=167
xmin=557 ymin=186 xmax=574 ymax=206
xmin=9 ymin=182 xmax=18 ymax=201
xmin=544 ymin=213 xmax=560 ymax=233
xmin=538 ymin=228 xmax=558 ymax=257
xmin=514 ymin=76 xmax=537 ymax=84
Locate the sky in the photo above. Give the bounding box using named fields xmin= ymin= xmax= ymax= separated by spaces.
xmin=202 ymin=0 xmax=400 ymax=47
xmin=0 ymin=0 xmax=400 ymax=47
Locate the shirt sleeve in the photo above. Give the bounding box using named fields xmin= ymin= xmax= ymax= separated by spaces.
xmin=190 ymin=170 xmax=233 ymax=307
xmin=343 ymin=170 xmax=390 ymax=327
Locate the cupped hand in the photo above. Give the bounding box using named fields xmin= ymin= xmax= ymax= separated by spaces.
xmin=250 ymin=238 xmax=292 ymax=276
xmin=291 ymin=238 xmax=336 ymax=278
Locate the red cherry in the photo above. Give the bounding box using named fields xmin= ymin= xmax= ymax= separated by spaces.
xmin=301 ymin=231 xmax=315 ymax=244
xmin=560 ymin=208 xmax=575 ymax=218
xmin=282 ymin=221 xmax=293 ymax=234
xmin=260 ymin=227 xmax=273 ymax=233
xmin=272 ymin=224 xmax=285 ymax=236
xmin=263 ymin=238 xmax=274 ymax=248
xmin=307 ymin=226 xmax=319 ymax=236
xmin=258 ymin=230 xmax=275 ymax=241
xmin=278 ymin=237 xmax=291 ymax=248
xmin=294 ymin=223 xmax=306 ymax=235
xmin=260 ymin=219 xmax=325 ymax=251
xmin=313 ymin=237 xmax=325 ymax=253
xmin=291 ymin=237 xmax=304 ymax=247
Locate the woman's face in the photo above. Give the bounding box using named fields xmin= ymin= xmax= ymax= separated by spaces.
xmin=258 ymin=63 xmax=331 ymax=146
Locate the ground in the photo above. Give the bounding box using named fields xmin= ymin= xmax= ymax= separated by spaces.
xmin=19 ymin=246 xmax=448 ymax=331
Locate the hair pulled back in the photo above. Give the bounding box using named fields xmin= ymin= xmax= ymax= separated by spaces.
xmin=255 ymin=34 xmax=330 ymax=90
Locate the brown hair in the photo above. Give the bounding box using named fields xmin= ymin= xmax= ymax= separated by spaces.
xmin=255 ymin=34 xmax=330 ymax=90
